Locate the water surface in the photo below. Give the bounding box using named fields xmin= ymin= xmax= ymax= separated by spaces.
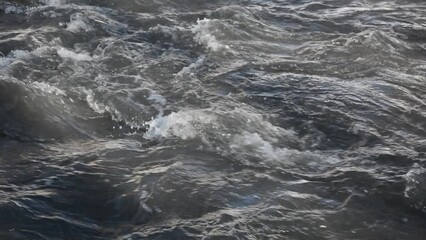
xmin=1 ymin=0 xmax=426 ymax=239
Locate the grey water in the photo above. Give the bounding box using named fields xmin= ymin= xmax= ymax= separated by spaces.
xmin=1 ymin=0 xmax=426 ymax=239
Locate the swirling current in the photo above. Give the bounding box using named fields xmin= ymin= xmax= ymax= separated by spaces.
xmin=1 ymin=0 xmax=426 ymax=239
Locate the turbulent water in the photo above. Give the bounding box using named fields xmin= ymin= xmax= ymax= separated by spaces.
xmin=1 ymin=0 xmax=426 ymax=239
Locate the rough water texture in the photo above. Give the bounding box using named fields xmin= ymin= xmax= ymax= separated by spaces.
xmin=1 ymin=0 xmax=426 ymax=239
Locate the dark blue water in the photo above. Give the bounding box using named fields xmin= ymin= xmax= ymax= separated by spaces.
xmin=1 ymin=0 xmax=426 ymax=239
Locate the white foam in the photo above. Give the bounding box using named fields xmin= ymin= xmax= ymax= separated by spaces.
xmin=0 ymin=46 xmax=64 ymax=68
xmin=145 ymin=107 xmax=295 ymax=142
xmin=145 ymin=110 xmax=216 ymax=140
xmin=0 ymin=56 xmax=15 ymax=68
xmin=192 ymin=19 xmax=230 ymax=52
xmin=11 ymin=50 xmax=32 ymax=59
xmin=148 ymin=92 xmax=167 ymax=106
xmin=31 ymin=82 xmax=66 ymax=96
xmin=143 ymin=107 xmax=337 ymax=168
xmin=1 ymin=45 xmax=92 ymax=70
xmin=4 ymin=5 xmax=24 ymax=14
xmin=0 ymin=50 xmax=31 ymax=68
xmin=230 ymin=132 xmax=280 ymax=160
xmin=149 ymin=25 xmax=187 ymax=41
xmin=175 ymin=56 xmax=205 ymax=77
xmin=229 ymin=132 xmax=322 ymax=165
xmin=66 ymin=13 xmax=92 ymax=33
xmin=40 ymin=0 xmax=67 ymax=6
xmin=83 ymin=88 xmax=107 ymax=114
xmin=57 ymin=48 xmax=92 ymax=61
xmin=404 ymin=163 xmax=426 ymax=198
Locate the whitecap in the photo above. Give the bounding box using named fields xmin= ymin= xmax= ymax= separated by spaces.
xmin=229 ymin=131 xmax=333 ymax=168
xmin=82 ymin=88 xmax=107 ymax=114
xmin=31 ymin=82 xmax=66 ymax=96
xmin=147 ymin=92 xmax=167 ymax=106
xmin=3 ymin=5 xmax=25 ymax=14
xmin=404 ymin=163 xmax=426 ymax=198
xmin=0 ymin=50 xmax=31 ymax=68
xmin=57 ymin=48 xmax=92 ymax=61
xmin=403 ymin=163 xmax=426 ymax=212
xmin=175 ymin=56 xmax=205 ymax=77
xmin=40 ymin=0 xmax=68 ymax=7
xmin=65 ymin=13 xmax=93 ymax=33
xmin=145 ymin=110 xmax=216 ymax=140
xmin=191 ymin=19 xmax=230 ymax=52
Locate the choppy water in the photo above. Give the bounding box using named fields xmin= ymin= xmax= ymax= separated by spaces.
xmin=1 ymin=0 xmax=426 ymax=239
